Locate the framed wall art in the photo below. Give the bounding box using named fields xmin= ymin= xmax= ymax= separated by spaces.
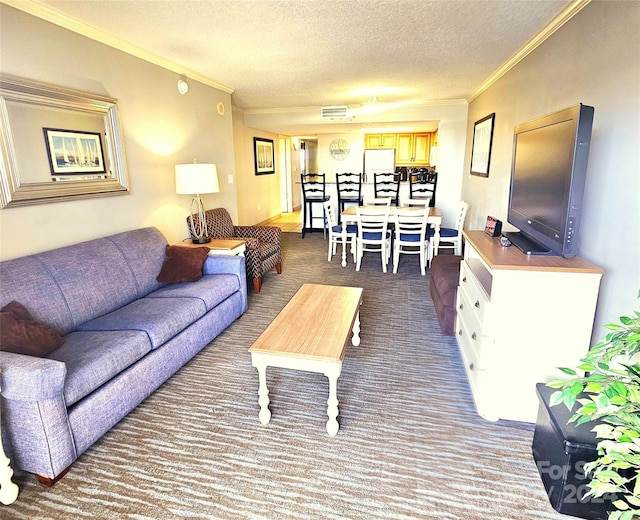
xmin=43 ymin=128 xmax=107 ymax=178
xmin=254 ymin=137 xmax=275 ymax=175
xmin=470 ymin=113 xmax=495 ymax=177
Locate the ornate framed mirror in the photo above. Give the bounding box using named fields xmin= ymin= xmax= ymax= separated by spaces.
xmin=0 ymin=75 xmax=129 ymax=208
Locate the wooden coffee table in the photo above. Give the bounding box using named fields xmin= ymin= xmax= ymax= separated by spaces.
xmin=248 ymin=284 xmax=364 ymax=436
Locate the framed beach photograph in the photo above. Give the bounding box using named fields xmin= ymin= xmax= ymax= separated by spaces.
xmin=254 ymin=137 xmax=275 ymax=175
xmin=470 ymin=113 xmax=495 ymax=177
xmin=43 ymin=128 xmax=107 ymax=177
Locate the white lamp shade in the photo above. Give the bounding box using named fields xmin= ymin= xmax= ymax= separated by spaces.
xmin=175 ymin=163 xmax=220 ymax=194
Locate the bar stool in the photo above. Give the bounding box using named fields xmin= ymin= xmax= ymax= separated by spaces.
xmin=336 ymin=172 xmax=363 ymax=212
xmin=409 ymin=169 xmax=438 ymax=207
xmin=374 ymin=172 xmax=400 ymax=206
xmin=301 ymin=173 xmax=330 ymax=238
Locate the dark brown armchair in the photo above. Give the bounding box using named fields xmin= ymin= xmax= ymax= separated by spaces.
xmin=190 ymin=208 xmax=282 ymax=292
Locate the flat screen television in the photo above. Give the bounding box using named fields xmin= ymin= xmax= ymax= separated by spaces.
xmin=505 ymin=103 xmax=594 ymax=258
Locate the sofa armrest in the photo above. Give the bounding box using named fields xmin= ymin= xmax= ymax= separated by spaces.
xmin=232 ymin=235 xmax=259 ymax=251
xmin=203 ymin=254 xmax=248 ymax=313
xmin=234 ymin=225 xmax=281 ymax=245
xmin=1 ymin=351 xmax=66 ymax=400
xmin=0 ymin=351 xmax=77 ymax=478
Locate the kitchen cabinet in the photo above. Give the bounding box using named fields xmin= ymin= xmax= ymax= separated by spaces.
xmin=395 ymin=134 xmax=414 ymax=163
xmin=455 ymin=231 xmax=603 ymax=423
xmin=395 ymin=133 xmax=431 ymax=165
xmin=413 ymin=133 xmax=431 ymax=163
xmin=365 ymin=133 xmax=396 ymax=148
xmin=365 ymin=132 xmax=433 ymax=165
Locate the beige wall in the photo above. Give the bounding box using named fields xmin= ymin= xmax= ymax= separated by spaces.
xmin=232 ymin=108 xmax=282 ymax=225
xmin=247 ymin=103 xmax=469 ymax=228
xmin=317 ymin=134 xmax=366 ymax=176
xmin=0 ymin=5 xmax=237 ymax=260
xmin=462 ymin=1 xmax=640 ymax=338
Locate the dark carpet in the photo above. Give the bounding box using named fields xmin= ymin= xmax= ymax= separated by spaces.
xmin=4 ymin=232 xmax=566 ymax=520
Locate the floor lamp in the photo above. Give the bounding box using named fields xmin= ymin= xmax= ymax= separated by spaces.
xmin=175 ymin=161 xmax=220 ymax=244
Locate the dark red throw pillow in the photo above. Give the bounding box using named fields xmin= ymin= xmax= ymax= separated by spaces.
xmin=157 ymin=245 xmax=209 ymax=283
xmin=0 ymin=301 xmax=64 ymax=357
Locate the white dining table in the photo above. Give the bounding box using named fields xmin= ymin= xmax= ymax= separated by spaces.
xmin=340 ymin=205 xmax=443 ymax=267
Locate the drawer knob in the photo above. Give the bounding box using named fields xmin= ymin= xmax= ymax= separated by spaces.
xmin=462 ymin=276 xmax=467 ymax=283
xmin=458 ymin=329 xmax=462 ymax=336
xmin=471 ymin=332 xmax=477 ymax=341
xmin=459 ymin=303 xmax=464 ymax=310
xmin=474 ymin=300 xmax=480 ymax=308
xmin=469 ymin=362 xmax=475 ymax=371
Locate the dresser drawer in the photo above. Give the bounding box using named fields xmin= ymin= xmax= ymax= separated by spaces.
xmin=455 ymin=310 xmax=483 ymax=389
xmin=458 ymin=260 xmax=490 ymax=324
xmin=456 ymin=282 xmax=484 ymax=336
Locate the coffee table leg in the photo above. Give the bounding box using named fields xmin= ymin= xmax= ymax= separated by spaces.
xmin=352 ymin=311 xmax=361 ymax=346
xmin=254 ymin=359 xmax=272 ymax=425
xmin=325 ymin=364 xmax=342 ymax=436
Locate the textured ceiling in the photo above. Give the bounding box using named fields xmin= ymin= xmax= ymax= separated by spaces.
xmin=24 ymin=0 xmax=574 ymax=112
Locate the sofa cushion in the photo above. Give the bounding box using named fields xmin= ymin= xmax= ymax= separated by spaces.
xmin=77 ymin=297 xmax=207 ymax=349
xmin=104 ymin=227 xmax=168 ymax=297
xmin=0 ymin=301 xmax=64 ymax=357
xmin=147 ymin=274 xmax=240 ymax=311
xmin=35 ymin=237 xmax=141 ymax=330
xmin=2 ymin=301 xmax=32 ymax=320
xmin=0 ymin=256 xmax=75 ymax=334
xmin=157 ymin=245 xmax=209 ymax=283
xmin=48 ymin=330 xmax=152 ymax=406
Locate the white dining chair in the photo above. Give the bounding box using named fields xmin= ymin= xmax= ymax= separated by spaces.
xmin=428 ymin=201 xmax=469 ymax=263
xmin=403 ymin=198 xmax=431 ymax=208
xmin=392 ymin=207 xmax=430 ymax=275
xmin=323 ymin=199 xmax=357 ymax=263
xmin=363 ymin=196 xmax=392 ymax=207
xmin=355 ymin=206 xmax=391 ymax=272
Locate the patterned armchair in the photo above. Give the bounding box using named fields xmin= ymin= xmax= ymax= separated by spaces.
xmin=190 ymin=208 xmax=282 ymax=292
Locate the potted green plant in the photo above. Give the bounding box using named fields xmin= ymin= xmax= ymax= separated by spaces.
xmin=547 ymin=295 xmax=640 ymax=520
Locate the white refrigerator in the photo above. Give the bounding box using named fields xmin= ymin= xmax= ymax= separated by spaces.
xmin=363 ymin=148 xmax=395 ymax=182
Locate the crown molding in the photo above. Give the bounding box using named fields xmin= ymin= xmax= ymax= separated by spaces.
xmin=242 ymin=98 xmax=468 ymax=115
xmin=468 ymin=0 xmax=591 ymax=102
xmin=3 ymin=0 xmax=588 ymax=108
xmin=1 ymin=0 xmax=235 ymax=95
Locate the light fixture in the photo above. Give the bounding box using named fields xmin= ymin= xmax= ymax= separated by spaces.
xmin=175 ymin=160 xmax=220 ymax=243
xmin=177 ymin=76 xmax=189 ymax=95
xmin=360 ymin=95 xmax=384 ymax=115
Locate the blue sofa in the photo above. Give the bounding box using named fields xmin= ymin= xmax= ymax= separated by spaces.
xmin=0 ymin=227 xmax=247 ymax=484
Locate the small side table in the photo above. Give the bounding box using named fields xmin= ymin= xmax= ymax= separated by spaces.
xmin=175 ymin=239 xmax=246 ymax=256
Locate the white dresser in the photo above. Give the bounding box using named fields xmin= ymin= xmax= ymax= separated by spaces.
xmin=455 ymin=231 xmax=603 ymax=423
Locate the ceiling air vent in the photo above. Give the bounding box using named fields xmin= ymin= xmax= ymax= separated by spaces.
xmin=320 ymin=106 xmax=348 ymax=119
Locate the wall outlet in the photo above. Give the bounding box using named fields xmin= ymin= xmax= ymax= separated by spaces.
xmin=227 ymin=174 xmax=234 ymax=184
